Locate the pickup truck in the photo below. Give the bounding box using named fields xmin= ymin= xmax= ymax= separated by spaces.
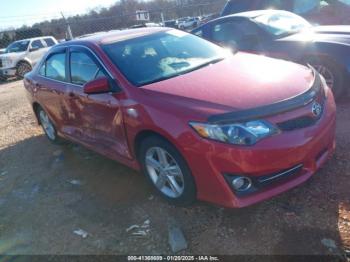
xmin=0 ymin=36 xmax=57 ymax=80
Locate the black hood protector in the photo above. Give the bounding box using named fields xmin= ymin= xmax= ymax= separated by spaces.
xmin=208 ymin=67 xmax=321 ymax=124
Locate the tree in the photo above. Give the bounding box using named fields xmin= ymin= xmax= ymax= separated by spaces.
xmin=0 ymin=32 xmax=12 ymax=49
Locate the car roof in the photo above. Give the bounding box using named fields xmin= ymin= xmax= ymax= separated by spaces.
xmin=15 ymin=36 xmax=54 ymax=42
xmin=65 ymin=27 xmax=169 ymax=46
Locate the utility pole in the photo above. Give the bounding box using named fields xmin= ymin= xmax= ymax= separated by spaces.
xmin=61 ymin=12 xmax=73 ymax=40
xmin=161 ymin=12 xmax=165 ymax=24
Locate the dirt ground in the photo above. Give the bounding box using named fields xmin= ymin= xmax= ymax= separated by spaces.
xmin=0 ymin=80 xmax=349 ymax=258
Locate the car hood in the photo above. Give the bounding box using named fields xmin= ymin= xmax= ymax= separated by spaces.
xmin=279 ymin=26 xmax=350 ymax=46
xmin=0 ymin=52 xmax=26 ymax=59
xmin=140 ymin=53 xmax=314 ymax=119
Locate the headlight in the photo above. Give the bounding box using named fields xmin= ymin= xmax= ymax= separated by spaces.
xmin=189 ymin=120 xmax=279 ymax=145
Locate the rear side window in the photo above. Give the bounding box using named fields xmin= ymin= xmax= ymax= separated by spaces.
xmin=44 ymin=38 xmax=56 ymax=47
xmin=44 ymin=53 xmax=66 ymax=81
xmin=70 ymin=52 xmax=105 ymax=85
xmin=31 ymin=40 xmax=44 ymax=49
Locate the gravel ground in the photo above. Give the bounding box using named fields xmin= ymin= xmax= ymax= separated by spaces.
xmin=0 ymin=80 xmax=349 ymax=258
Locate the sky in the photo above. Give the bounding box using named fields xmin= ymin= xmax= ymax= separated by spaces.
xmin=0 ymin=0 xmax=118 ymax=29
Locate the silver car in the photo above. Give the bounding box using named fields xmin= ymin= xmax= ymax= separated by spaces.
xmin=0 ymin=36 xmax=57 ymax=79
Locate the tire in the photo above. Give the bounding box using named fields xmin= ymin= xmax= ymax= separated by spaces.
xmin=36 ymin=106 xmax=62 ymax=144
xmin=139 ymin=136 xmax=196 ymax=206
xmin=16 ymin=62 xmax=32 ymax=79
xmin=304 ymin=56 xmax=345 ymax=99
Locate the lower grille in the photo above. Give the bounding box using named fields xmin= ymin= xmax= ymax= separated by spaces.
xmin=0 ymin=59 xmax=2 ymax=68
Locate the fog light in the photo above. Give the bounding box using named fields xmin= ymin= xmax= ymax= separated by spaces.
xmin=232 ymin=177 xmax=252 ymax=192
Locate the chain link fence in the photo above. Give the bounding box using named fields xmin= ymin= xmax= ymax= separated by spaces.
xmin=0 ymin=1 xmax=225 ymax=49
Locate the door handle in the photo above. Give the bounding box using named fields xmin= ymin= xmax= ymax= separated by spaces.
xmin=68 ymin=92 xmax=80 ymax=99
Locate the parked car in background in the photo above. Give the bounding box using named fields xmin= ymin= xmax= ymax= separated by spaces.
xmin=131 ymin=22 xmax=162 ymax=29
xmin=0 ymin=36 xmax=58 ymax=79
xmin=24 ymin=28 xmax=335 ymax=208
xmin=221 ymin=0 xmax=350 ymax=25
xmin=178 ymin=17 xmax=200 ymax=30
xmin=176 ymin=17 xmax=189 ymax=27
xmin=163 ymin=20 xmax=178 ymax=28
xmin=192 ymin=10 xmax=350 ymax=98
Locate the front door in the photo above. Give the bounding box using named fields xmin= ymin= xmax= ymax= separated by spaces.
xmin=63 ymin=47 xmax=130 ymax=159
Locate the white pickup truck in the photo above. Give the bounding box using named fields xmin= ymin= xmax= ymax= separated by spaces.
xmin=0 ymin=36 xmax=58 ymax=80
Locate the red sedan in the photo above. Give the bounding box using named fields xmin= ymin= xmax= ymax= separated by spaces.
xmin=24 ymin=28 xmax=336 ymax=208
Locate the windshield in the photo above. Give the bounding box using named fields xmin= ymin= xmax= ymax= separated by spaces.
xmin=5 ymin=40 xmax=30 ymax=53
xmin=102 ymin=30 xmax=226 ymax=86
xmin=254 ymin=12 xmax=311 ymax=37
xmin=338 ymin=0 xmax=350 ymax=5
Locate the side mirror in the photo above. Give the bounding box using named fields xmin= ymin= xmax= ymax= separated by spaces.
xmin=29 ymin=47 xmax=40 ymax=52
xmin=83 ymin=77 xmax=110 ymax=94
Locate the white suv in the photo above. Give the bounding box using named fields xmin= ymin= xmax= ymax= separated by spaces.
xmin=178 ymin=17 xmax=200 ymax=30
xmin=0 ymin=36 xmax=58 ymax=79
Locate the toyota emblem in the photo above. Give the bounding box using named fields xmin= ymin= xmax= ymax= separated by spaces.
xmin=312 ymin=102 xmax=322 ymax=117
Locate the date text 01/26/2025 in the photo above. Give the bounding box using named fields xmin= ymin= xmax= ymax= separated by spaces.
xmin=127 ymin=256 xmax=219 ymax=261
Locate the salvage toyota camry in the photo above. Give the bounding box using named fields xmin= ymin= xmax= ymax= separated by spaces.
xmin=24 ymin=28 xmax=336 ymax=208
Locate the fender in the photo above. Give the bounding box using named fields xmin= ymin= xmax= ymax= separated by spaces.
xmin=16 ymin=57 xmax=33 ymax=68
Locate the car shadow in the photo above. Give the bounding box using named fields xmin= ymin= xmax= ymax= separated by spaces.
xmin=0 ymin=102 xmax=349 ymax=256
xmin=0 ymin=77 xmax=19 ymax=84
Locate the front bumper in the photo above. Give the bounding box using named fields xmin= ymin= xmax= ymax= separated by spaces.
xmin=181 ymin=90 xmax=336 ymax=208
xmin=0 ymin=67 xmax=16 ymax=77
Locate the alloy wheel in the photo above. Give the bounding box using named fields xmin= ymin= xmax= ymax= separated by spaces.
xmin=145 ymin=147 xmax=185 ymax=198
xmin=39 ymin=110 xmax=56 ymax=141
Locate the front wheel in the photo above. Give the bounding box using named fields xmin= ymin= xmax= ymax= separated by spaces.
xmin=16 ymin=62 xmax=32 ymax=79
xmin=139 ymin=136 xmax=196 ymax=206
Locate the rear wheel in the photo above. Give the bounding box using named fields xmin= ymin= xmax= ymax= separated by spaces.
xmin=304 ymin=56 xmax=345 ymax=99
xmin=16 ymin=62 xmax=32 ymax=79
xmin=37 ymin=107 xmax=61 ymax=144
xmin=139 ymin=136 xmax=196 ymax=206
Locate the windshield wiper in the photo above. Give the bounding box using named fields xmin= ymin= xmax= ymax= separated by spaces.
xmin=176 ymin=57 xmax=224 ymax=76
xmin=139 ymin=57 xmax=224 ymax=86
xmin=139 ymin=74 xmax=183 ymax=86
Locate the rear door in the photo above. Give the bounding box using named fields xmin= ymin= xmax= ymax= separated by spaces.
xmin=64 ymin=46 xmax=129 ymax=158
xmin=35 ymin=47 xmax=68 ymax=132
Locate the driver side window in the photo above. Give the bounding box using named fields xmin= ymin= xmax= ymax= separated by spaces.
xmin=211 ymin=20 xmax=261 ymax=51
xmin=70 ymin=51 xmax=106 ymax=85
